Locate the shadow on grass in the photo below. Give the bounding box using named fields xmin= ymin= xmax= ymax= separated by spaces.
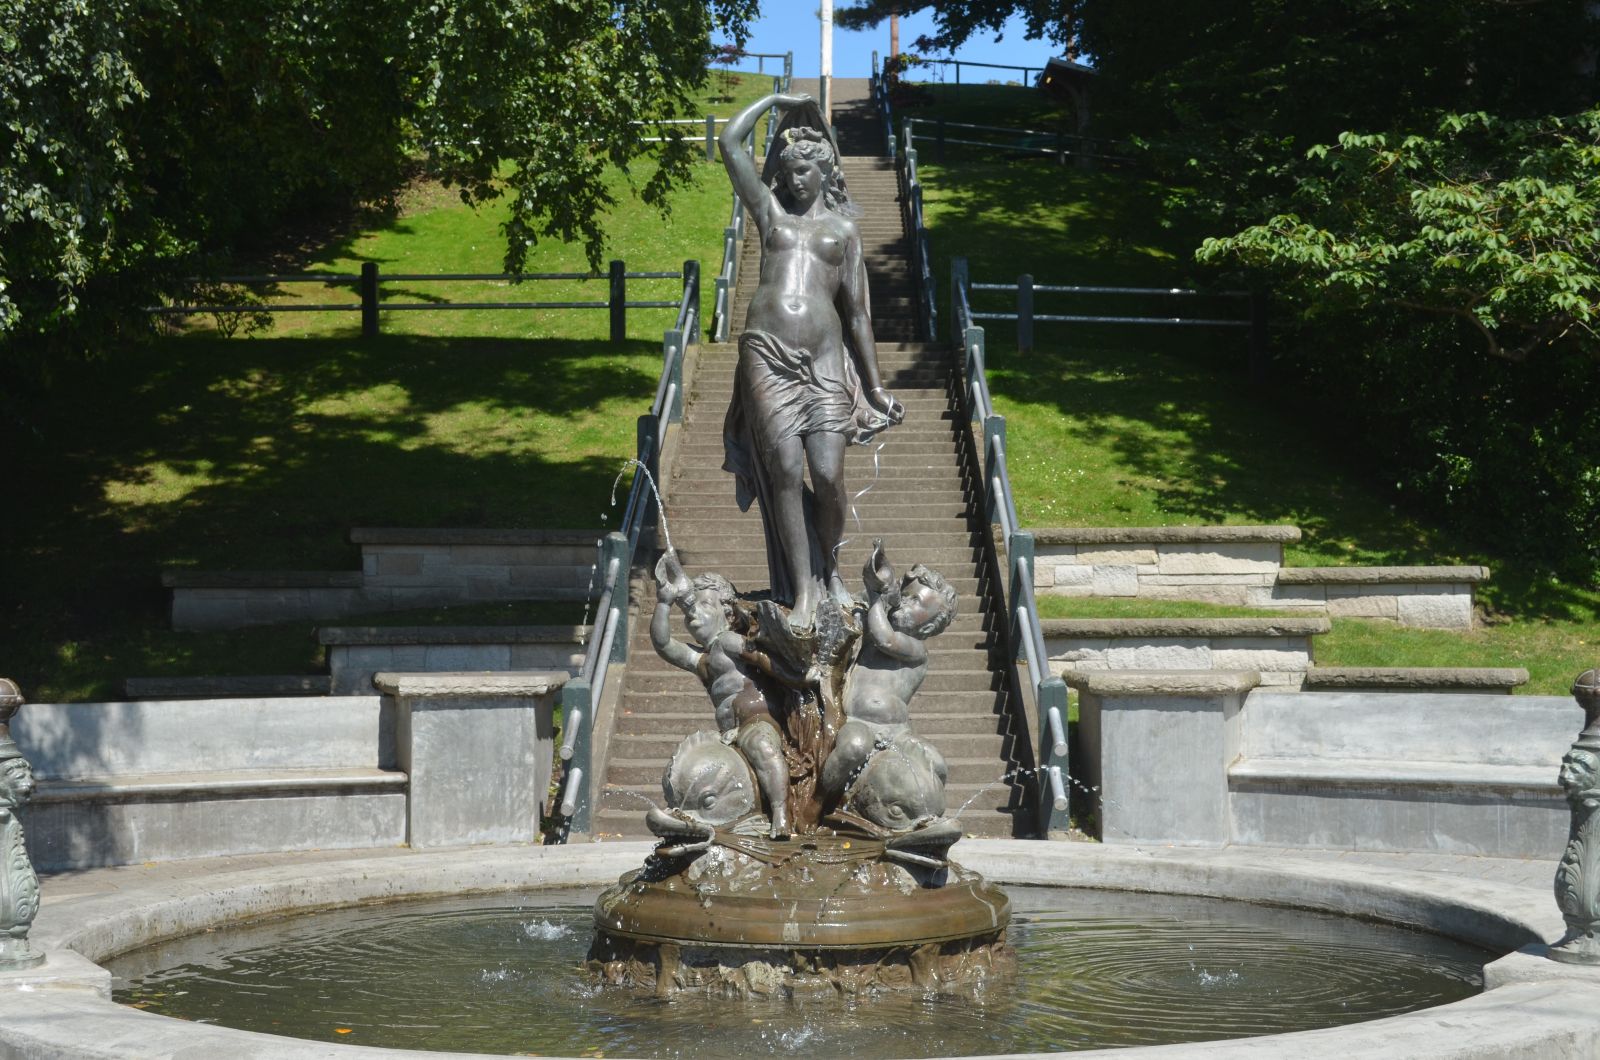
xmin=2 ymin=334 xmax=658 ymax=699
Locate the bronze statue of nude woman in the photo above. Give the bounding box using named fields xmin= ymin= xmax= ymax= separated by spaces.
xmin=717 ymin=93 xmax=905 ymax=629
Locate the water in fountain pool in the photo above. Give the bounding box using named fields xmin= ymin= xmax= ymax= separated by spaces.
xmin=106 ymin=885 xmax=1489 ymax=1057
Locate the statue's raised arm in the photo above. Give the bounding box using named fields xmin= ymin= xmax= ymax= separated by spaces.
xmin=718 ymin=93 xmax=814 ymax=234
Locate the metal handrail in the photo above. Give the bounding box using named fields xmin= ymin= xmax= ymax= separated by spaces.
xmin=890 ymin=105 xmax=938 ymax=341
xmin=551 ymin=260 xmax=700 ymax=836
xmin=950 ymin=255 xmax=1072 ymax=835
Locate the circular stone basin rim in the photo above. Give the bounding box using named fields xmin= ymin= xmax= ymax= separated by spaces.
xmin=7 ymin=840 xmax=1595 ymax=1060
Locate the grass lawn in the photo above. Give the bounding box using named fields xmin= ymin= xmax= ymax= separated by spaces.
xmin=917 ymin=157 xmax=1599 ymax=695
xmin=2 ymin=73 xmax=775 ymax=703
xmin=895 ymin=82 xmax=1079 ymax=134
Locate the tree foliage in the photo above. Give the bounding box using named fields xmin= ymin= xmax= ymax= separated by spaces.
xmin=1198 ymin=109 xmax=1600 ymax=365
xmin=0 ymin=0 xmax=755 ymax=368
xmin=835 ymin=0 xmax=1078 ymax=54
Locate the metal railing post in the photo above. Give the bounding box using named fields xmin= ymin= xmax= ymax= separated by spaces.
xmin=937 ymin=118 xmax=947 ymax=160
xmin=705 ymin=114 xmax=717 ymax=161
xmin=609 ymin=259 xmax=626 ymax=342
xmin=951 ymin=256 xmax=969 ymax=347
xmin=1017 ymin=273 xmax=1035 ymax=353
xmin=636 ymin=415 xmax=660 ymax=531
xmin=360 ymin=261 xmax=379 ymax=339
xmin=600 ymin=531 xmax=632 ymax=665
xmin=557 ymin=677 xmax=594 ymax=832
xmin=982 ymin=414 xmax=1007 ymax=527
xmin=1038 ymin=675 xmax=1072 ymax=834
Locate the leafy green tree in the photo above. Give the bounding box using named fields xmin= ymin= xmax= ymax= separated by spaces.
xmin=0 ymin=0 xmax=756 ymax=369
xmin=1199 ymin=109 xmax=1600 ymax=365
xmin=835 ymin=0 xmax=1079 ymax=54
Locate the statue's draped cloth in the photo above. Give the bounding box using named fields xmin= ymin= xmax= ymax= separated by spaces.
xmin=723 ymin=330 xmax=890 ymax=604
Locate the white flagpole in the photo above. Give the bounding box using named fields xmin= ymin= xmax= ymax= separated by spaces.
xmin=820 ymin=0 xmax=834 ymax=125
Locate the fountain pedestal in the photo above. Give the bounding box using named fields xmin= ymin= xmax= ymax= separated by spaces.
xmin=589 ymin=834 xmax=1012 ymax=995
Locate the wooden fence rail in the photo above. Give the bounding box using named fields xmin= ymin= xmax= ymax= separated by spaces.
xmin=148 ymin=261 xmax=694 ymax=341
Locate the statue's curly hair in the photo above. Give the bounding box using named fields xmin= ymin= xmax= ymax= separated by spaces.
xmin=902 ymin=564 xmax=958 ymax=638
xmin=770 ymin=126 xmax=859 ymax=217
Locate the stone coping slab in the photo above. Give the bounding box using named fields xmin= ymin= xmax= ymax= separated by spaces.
xmin=1230 ymin=757 xmax=1559 ymax=794
xmin=319 ymin=624 xmax=588 ymax=647
xmin=372 ymin=670 xmax=568 ymax=698
xmin=33 ymin=766 xmax=407 ymax=804
xmin=1063 ymin=669 xmax=1263 ymax=696
xmin=8 ymin=841 xmax=1598 ymax=1059
xmin=1030 ymin=524 xmax=1301 ymax=545
xmin=1304 ymin=667 xmax=1530 ymax=691
xmin=1276 ymin=565 xmax=1490 ymax=585
xmin=1042 ymin=617 xmax=1331 ymax=638
xmin=123 ymin=675 xmax=333 ymax=698
xmin=160 ymin=569 xmax=364 ymax=589
xmin=349 ymin=527 xmax=602 ymax=546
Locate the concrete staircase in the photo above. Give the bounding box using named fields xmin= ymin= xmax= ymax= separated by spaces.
xmin=590 ymin=96 xmax=1030 ymax=841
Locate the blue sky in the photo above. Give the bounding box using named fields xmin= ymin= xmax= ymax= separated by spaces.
xmin=714 ymin=7 xmax=1065 ymax=80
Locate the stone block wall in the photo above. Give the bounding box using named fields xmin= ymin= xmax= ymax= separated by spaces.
xmin=1044 ymin=617 xmax=1329 ymax=687
xmin=1030 ymin=525 xmax=1486 ymax=629
xmin=1032 ymin=526 xmax=1296 ymax=605
xmin=322 ymin=625 xmax=586 ymax=694
xmin=1254 ymin=567 xmax=1487 ymax=630
xmin=10 ymin=674 xmax=565 ymax=868
xmin=356 ymin=528 xmax=599 ymax=605
xmin=164 ymin=527 xmax=602 ymax=630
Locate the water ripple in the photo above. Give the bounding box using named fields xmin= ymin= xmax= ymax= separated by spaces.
xmin=109 ymin=886 xmax=1489 ymax=1057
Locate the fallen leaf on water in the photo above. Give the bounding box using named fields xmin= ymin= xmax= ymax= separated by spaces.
xmin=335 ymin=1028 xmax=353 ymax=1035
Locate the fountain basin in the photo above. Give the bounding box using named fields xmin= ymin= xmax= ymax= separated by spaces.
xmin=5 ymin=841 xmax=1600 ymax=1059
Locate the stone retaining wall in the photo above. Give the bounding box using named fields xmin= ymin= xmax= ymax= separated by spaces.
xmin=321 ymin=624 xmax=587 ymax=694
xmin=1032 ymin=525 xmax=1295 ymax=603
xmin=1043 ymin=617 xmax=1329 ymax=687
xmin=11 ymin=673 xmax=565 ymax=869
xmin=1029 ymin=525 xmax=1485 ymax=629
xmin=1068 ymin=668 xmax=1578 ymax=857
xmin=164 ymin=527 xmax=601 ymax=630
xmin=355 ymin=527 xmax=598 ymax=603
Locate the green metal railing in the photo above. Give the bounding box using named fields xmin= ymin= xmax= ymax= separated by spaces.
xmin=951 ymin=257 xmax=1072 ymax=836
xmin=551 ymin=261 xmax=699 ymax=836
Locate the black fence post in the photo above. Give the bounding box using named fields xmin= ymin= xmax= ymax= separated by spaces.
xmin=937 ymin=118 xmax=947 ymax=161
xmin=1017 ymin=274 xmax=1035 ymax=353
xmin=1249 ymin=287 xmax=1270 ymax=386
xmin=609 ymin=260 xmax=626 ymax=342
xmin=950 ymin=256 xmax=969 ymax=347
xmin=360 ymin=261 xmax=379 ymax=339
xmin=705 ymin=114 xmax=716 ymax=161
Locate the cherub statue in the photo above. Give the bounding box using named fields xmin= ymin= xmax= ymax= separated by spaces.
xmin=651 ymin=552 xmax=793 ymax=838
xmin=821 ymin=543 xmax=958 ymax=821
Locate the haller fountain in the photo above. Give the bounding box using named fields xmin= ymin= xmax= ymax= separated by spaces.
xmin=586 ymin=92 xmax=1012 ymax=996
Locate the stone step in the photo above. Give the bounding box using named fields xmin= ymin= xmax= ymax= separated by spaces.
xmin=612 ymin=707 xmax=1008 ymax=735
xmin=665 ymin=482 xmax=971 ymax=500
xmin=624 ymin=667 xmax=1001 ymax=693
xmin=591 ymin=783 xmax=1023 ymax=834
xmin=587 ymin=803 xmax=1020 ymax=839
xmin=603 ymin=754 xmax=1010 ymax=787
xmin=661 ymin=518 xmax=980 ymax=537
